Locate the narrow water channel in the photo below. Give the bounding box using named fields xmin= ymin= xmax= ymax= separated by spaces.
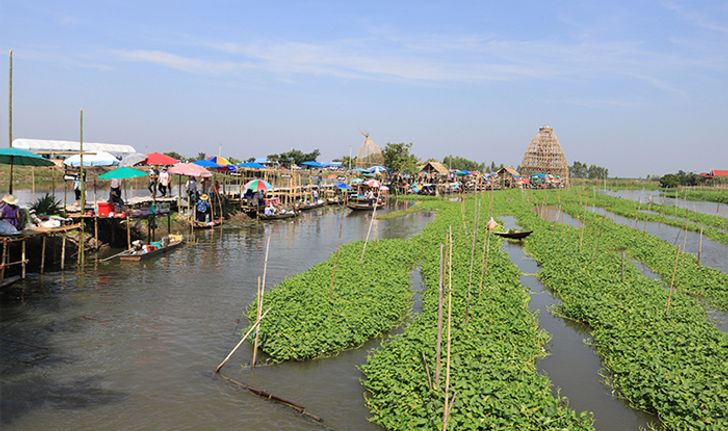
xmin=535 ymin=205 xmax=583 ymax=227
xmin=500 ymin=216 xmax=655 ymax=431
xmin=586 ymin=206 xmax=728 ymax=274
xmin=0 ymin=204 xmax=431 ymax=430
xmin=599 ymin=189 xmax=728 ymax=218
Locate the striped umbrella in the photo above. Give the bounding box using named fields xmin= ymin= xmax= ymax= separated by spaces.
xmin=244 ymin=179 xmax=273 ymax=191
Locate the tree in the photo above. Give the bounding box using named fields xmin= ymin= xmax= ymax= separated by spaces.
xmin=382 ymin=142 xmax=418 ymax=174
xmin=196 ymin=152 xmax=207 ymax=161
xmin=334 ymin=155 xmax=356 ymax=170
xmin=569 ymin=161 xmax=608 ymax=179
xmin=442 ymin=155 xmax=484 ymax=171
xmin=164 ymin=151 xmax=187 ymax=162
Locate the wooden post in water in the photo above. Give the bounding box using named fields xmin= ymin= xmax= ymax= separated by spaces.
xmin=20 ymin=240 xmax=26 ymax=279
xmin=60 ymin=233 xmax=66 ymax=270
xmin=78 ymin=109 xmax=86 ymax=267
xmin=126 ymin=215 xmax=132 ymax=250
xmin=251 ymin=275 xmax=263 ymax=368
xmin=40 ymin=236 xmax=47 ymax=273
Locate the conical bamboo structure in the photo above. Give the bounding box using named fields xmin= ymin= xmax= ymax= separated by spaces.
xmin=520 ymin=126 xmax=569 ymax=184
xmin=355 ymin=132 xmax=384 ymax=168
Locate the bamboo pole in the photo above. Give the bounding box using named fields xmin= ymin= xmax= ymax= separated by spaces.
xmin=360 ymin=188 xmax=381 ymax=261
xmin=464 ymin=199 xmax=480 ymax=324
xmin=0 ymin=241 xmax=6 ymax=280
xmin=126 ymin=215 xmax=132 ymax=250
xmin=79 ymin=109 xmax=85 ymax=267
xmin=251 ymin=276 xmax=263 ymax=368
xmin=215 ymin=308 xmax=270 ymax=373
xmin=620 ymin=249 xmax=625 ymax=282
xmin=21 ymin=240 xmax=26 ymax=278
xmin=665 ymin=225 xmax=688 ymax=316
xmin=435 ymin=243 xmax=445 ymax=386
xmin=442 ymin=226 xmax=453 ymax=431
xmin=60 ymin=233 xmax=66 ymax=270
xmin=40 ymin=236 xmax=46 ymax=273
xmin=421 ymin=351 xmax=433 ymax=391
xmin=697 ymin=228 xmax=703 ymax=265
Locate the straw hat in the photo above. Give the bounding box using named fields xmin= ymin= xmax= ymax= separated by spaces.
xmin=200 ymin=194 xmax=209 ymax=201
xmin=1 ymin=194 xmax=18 ymax=206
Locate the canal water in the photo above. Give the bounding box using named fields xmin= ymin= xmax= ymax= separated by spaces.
xmin=500 ymin=216 xmax=655 ymax=431
xmin=586 ymin=206 xmax=728 ymax=274
xmin=599 ymin=189 xmax=728 ymax=218
xmin=0 ymin=205 xmax=432 ymax=430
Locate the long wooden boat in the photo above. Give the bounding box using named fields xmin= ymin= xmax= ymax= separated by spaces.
xmin=298 ymin=200 xmax=325 ymax=211
xmin=258 ymin=212 xmax=298 ymax=221
xmin=119 ymin=240 xmax=185 ymax=262
xmin=193 ymin=219 xmax=223 ymax=230
xmin=347 ymin=199 xmax=385 ymax=211
xmin=326 ymin=197 xmax=343 ymax=205
xmin=494 ymin=230 xmax=533 ymax=240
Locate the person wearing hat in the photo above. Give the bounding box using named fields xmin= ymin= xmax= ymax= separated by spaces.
xmin=195 ymin=193 xmax=210 ymax=222
xmin=0 ymin=194 xmax=22 ymax=231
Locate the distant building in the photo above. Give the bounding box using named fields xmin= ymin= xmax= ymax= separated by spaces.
xmin=519 ymin=126 xmax=569 ymax=184
xmin=12 ymin=138 xmax=136 ymax=160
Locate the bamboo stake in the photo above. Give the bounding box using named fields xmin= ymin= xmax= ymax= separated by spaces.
xmin=79 ymin=109 xmax=85 ymax=267
xmin=60 ymin=233 xmax=66 ymax=270
xmin=442 ymin=226 xmax=453 ymax=431
xmin=126 ymin=216 xmax=132 ymax=250
xmin=435 ymin=244 xmax=445 ymax=386
xmin=251 ymin=276 xmax=263 ymax=368
xmin=620 ymin=249 xmax=625 ymax=282
xmin=477 ymin=230 xmax=491 ymax=302
xmin=215 ymin=308 xmax=270 ymax=373
xmin=697 ymin=228 xmax=703 ymax=266
xmin=665 ymin=225 xmax=688 ymax=316
xmin=0 ymin=241 xmax=6 ymax=281
xmin=21 ymin=240 xmax=26 ymax=279
xmin=421 ymin=351 xmax=433 ymax=391
xmin=360 ymin=188 xmax=381 ymax=261
xmin=40 ymin=236 xmax=46 ymax=273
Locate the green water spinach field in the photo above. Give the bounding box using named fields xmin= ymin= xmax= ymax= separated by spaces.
xmin=362 ymin=197 xmax=594 ymax=430
xmin=662 ymin=188 xmax=728 ymax=205
xmin=248 ymin=238 xmax=418 ymax=361
xmin=533 ymin=190 xmax=728 ymax=311
xmin=516 ymin=191 xmax=728 ymax=430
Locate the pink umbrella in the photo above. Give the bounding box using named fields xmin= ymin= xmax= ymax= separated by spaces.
xmin=364 ymin=179 xmax=381 ymax=188
xmin=168 ymin=163 xmax=213 ymax=178
xmin=380 ymin=185 xmax=390 ymax=191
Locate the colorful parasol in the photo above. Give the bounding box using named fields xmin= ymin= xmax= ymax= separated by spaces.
xmin=244 ymin=179 xmax=273 ymax=191
xmin=208 ymin=156 xmax=231 ymax=166
xmin=168 ymin=163 xmax=213 ymax=178
xmin=143 ymin=152 xmax=179 ymax=165
xmin=98 ymin=166 xmax=147 ymax=179
xmin=364 ymin=179 xmax=381 ymax=188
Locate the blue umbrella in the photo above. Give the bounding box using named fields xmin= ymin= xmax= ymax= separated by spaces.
xmin=300 ymin=160 xmax=325 ymax=168
xmin=193 ymin=159 xmax=222 ymax=168
xmin=368 ymin=165 xmax=387 ymax=174
xmin=335 ymin=183 xmax=352 ymax=190
xmin=237 ymin=161 xmax=267 ymax=169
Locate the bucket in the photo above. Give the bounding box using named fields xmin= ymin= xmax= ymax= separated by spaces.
xmin=97 ymin=201 xmax=113 ymax=217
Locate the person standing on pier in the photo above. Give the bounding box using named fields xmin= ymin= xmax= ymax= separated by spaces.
xmin=158 ymin=168 xmax=170 ymax=197
xmin=147 ymin=167 xmax=159 ymax=197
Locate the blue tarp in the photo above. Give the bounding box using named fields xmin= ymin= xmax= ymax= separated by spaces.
xmin=238 ymin=161 xmax=267 ymax=169
xmin=193 ymin=159 xmax=222 ymax=168
xmin=335 ymin=183 xmax=352 ymax=190
xmin=300 ymin=160 xmax=325 ymax=168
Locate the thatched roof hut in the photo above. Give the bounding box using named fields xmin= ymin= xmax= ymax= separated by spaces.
xmin=419 ymin=160 xmax=449 ymax=176
xmin=520 ymin=126 xmax=569 ymax=184
xmin=355 ymin=133 xmax=384 ymax=168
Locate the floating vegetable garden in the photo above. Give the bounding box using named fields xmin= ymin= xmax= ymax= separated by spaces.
xmin=245 ymin=188 xmax=727 ymax=430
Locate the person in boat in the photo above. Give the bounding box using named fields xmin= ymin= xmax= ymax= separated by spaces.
xmin=0 ymin=194 xmax=22 ymax=233
xmin=366 ymin=189 xmax=375 ymax=206
xmin=264 ymin=202 xmax=276 ymax=216
xmin=312 ymin=188 xmax=319 ymax=201
xmin=196 ymin=194 xmax=211 ymax=222
xmin=186 ymin=176 xmax=198 ymax=203
xmin=158 ymin=168 xmax=170 ymax=197
xmin=108 ymin=178 xmax=124 ymax=208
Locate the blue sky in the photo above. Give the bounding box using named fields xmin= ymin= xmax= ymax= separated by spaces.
xmin=1 ymin=0 xmax=726 ymax=176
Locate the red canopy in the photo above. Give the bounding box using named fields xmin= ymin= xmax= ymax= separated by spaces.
xmin=144 ymin=152 xmax=179 ymax=165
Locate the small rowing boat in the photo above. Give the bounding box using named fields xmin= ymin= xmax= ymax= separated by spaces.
xmin=193 ymin=219 xmax=223 ymax=230
xmin=347 ymin=199 xmax=385 ymax=211
xmin=494 ymin=230 xmax=533 ymax=240
xmin=119 ymin=240 xmax=185 ymax=262
xmin=258 ymin=212 xmax=298 ymax=221
xmin=298 ymin=200 xmax=325 ymax=211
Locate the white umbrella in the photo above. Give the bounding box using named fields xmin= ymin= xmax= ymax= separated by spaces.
xmin=64 ymin=151 xmax=120 ymax=167
xmin=120 ymin=152 xmax=147 ymax=167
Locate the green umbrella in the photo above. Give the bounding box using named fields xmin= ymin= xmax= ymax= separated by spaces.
xmin=0 ymin=147 xmax=56 ymax=194
xmin=98 ymin=166 xmax=147 ymax=179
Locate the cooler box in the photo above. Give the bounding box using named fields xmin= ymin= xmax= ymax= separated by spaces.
xmin=97 ymin=201 xmax=113 ymax=217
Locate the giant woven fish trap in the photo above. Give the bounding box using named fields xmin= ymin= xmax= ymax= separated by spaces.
xmin=355 ymin=132 xmax=384 ymax=168
xmin=520 ymin=126 xmax=569 ymax=184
